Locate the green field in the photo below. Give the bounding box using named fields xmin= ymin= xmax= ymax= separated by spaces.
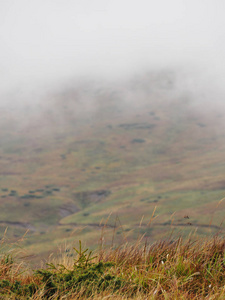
xmin=0 ymin=72 xmax=225 ymax=264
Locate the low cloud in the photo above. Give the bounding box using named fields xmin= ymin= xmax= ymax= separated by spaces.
xmin=0 ymin=0 xmax=225 ymax=109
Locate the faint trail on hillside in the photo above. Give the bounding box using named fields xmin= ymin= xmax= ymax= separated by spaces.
xmin=139 ymin=222 xmax=221 ymax=230
xmin=0 ymin=221 xmax=36 ymax=231
xmin=59 ymin=222 xmax=115 ymax=229
xmin=59 ymin=221 xmax=221 ymax=230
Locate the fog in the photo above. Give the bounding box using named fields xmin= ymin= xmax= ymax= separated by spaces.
xmin=1 ymin=0 xmax=225 ymax=107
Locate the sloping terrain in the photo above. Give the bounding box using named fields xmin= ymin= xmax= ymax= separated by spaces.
xmin=0 ymin=71 xmax=225 ymax=263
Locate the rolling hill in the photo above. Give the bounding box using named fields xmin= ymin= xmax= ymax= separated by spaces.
xmin=0 ymin=70 xmax=225 ymax=264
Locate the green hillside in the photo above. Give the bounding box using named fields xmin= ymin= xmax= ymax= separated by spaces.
xmin=0 ymin=72 xmax=225 ymax=263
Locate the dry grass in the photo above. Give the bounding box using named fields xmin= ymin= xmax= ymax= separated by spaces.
xmin=1 ymin=231 xmax=225 ymax=299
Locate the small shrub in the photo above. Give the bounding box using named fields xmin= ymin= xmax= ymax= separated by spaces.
xmin=35 ymin=195 xmax=44 ymax=199
xmin=131 ymin=138 xmax=146 ymax=143
xmin=83 ymin=213 xmax=90 ymax=217
xmin=44 ymin=190 xmax=53 ymax=195
xmin=35 ymin=241 xmax=124 ymax=298
xmin=8 ymin=190 xmax=17 ymax=196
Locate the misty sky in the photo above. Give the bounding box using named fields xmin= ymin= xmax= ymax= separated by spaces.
xmin=1 ymin=0 xmax=225 ymax=98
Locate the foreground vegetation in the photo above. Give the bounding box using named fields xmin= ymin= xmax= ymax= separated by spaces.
xmin=1 ymin=234 xmax=225 ymax=299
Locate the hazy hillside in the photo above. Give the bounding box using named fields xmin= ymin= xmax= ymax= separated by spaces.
xmin=0 ymin=71 xmax=225 ymax=263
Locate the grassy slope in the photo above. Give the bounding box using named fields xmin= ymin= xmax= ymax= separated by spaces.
xmin=0 ymin=73 xmax=225 ymax=262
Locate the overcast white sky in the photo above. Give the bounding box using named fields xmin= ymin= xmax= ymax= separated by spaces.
xmin=0 ymin=0 xmax=225 ymax=98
